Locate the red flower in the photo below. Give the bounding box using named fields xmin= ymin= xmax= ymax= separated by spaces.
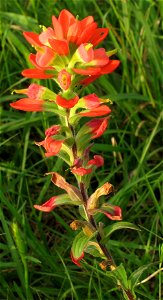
xmin=56 ymin=94 xmax=79 ymax=108
xmin=22 ymin=54 xmax=55 ymax=79
xmin=10 ymin=84 xmax=46 ymax=111
xmin=87 ymin=155 xmax=104 ymax=167
xmin=71 ymin=155 xmax=104 ymax=176
xmin=52 ymin=9 xmax=108 ymax=46
xmin=58 ymin=69 xmax=71 ymax=90
xmin=34 ymin=196 xmax=56 ymax=212
xmin=36 ymin=137 xmax=64 ymax=157
xmin=86 ymin=118 xmax=108 ymax=139
xmin=10 ymin=83 xmax=56 ymax=112
xmin=35 ymin=125 xmax=64 ymax=157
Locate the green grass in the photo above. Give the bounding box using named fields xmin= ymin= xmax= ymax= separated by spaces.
xmin=0 ymin=0 xmax=162 ymax=299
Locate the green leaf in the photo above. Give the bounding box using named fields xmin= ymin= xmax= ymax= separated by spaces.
xmin=55 ymin=194 xmax=82 ymax=206
xmin=78 ymin=205 xmax=89 ymax=221
xmin=107 ymin=264 xmax=129 ymax=290
xmin=84 ymin=241 xmax=105 ymax=258
xmin=102 ymin=222 xmax=140 ymax=242
xmin=129 ymin=263 xmax=154 ymax=289
xmin=71 ymin=231 xmax=91 ymax=260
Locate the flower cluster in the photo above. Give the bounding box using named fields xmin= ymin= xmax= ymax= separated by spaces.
xmin=10 ymin=9 xmax=122 ymax=267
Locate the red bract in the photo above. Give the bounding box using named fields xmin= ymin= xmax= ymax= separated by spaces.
xmin=102 ymin=205 xmax=122 ymax=220
xmin=45 ymin=125 xmax=61 ymax=137
xmin=71 ymin=167 xmax=92 ymax=176
xmin=86 ymin=118 xmax=108 ymax=139
xmin=73 ymin=59 xmax=120 ymax=77
xmin=87 ymin=155 xmax=104 ymax=167
xmin=79 ymin=105 xmax=111 ymax=117
xmin=22 ymin=68 xmax=54 ymax=79
xmin=82 ymin=94 xmax=102 ymax=109
xmin=34 ymin=196 xmax=56 ymax=212
xmin=10 ymin=84 xmax=45 ymax=111
xmin=22 ymin=54 xmax=55 ymax=79
xmin=56 ymin=94 xmax=79 ymax=108
xmin=10 ymin=98 xmax=43 ymax=112
xmin=36 ymin=137 xmax=64 ymax=157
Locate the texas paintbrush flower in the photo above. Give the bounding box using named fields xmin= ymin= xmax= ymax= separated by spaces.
xmin=9 ymin=9 xmax=137 ymax=300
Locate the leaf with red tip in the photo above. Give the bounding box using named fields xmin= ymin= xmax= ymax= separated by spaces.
xmin=98 ymin=204 xmax=122 ymax=220
xmin=34 ymin=194 xmax=82 ymax=213
xmin=34 ymin=196 xmax=56 ymax=212
xmin=49 ymin=172 xmax=83 ymax=203
xmin=71 ymin=231 xmax=91 ymax=266
xmin=87 ymin=182 xmax=114 ymax=210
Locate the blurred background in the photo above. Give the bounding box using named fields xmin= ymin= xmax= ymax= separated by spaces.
xmin=0 ymin=0 xmax=162 ymax=299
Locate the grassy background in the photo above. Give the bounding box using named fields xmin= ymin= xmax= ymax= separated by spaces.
xmin=0 ymin=0 xmax=162 ymax=299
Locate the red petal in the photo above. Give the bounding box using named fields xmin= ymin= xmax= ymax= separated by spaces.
xmin=56 ymin=94 xmax=79 ymax=108
xmin=10 ymin=98 xmax=43 ymax=111
xmin=22 ymin=69 xmax=53 ymax=79
xmin=23 ymin=31 xmax=42 ymax=47
xmin=34 ymin=196 xmax=56 ymax=212
xmin=80 ymin=105 xmax=111 ymax=117
xmin=89 ymin=28 xmax=109 ymax=46
xmin=49 ymin=39 xmax=69 ymax=55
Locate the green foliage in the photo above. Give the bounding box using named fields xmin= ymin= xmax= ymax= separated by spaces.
xmin=0 ymin=0 xmax=162 ymax=299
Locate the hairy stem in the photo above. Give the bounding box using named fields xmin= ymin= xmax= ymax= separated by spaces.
xmin=68 ymin=119 xmax=135 ymax=300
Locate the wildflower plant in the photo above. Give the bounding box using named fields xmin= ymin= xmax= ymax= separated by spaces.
xmin=10 ymin=9 xmax=139 ymax=300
